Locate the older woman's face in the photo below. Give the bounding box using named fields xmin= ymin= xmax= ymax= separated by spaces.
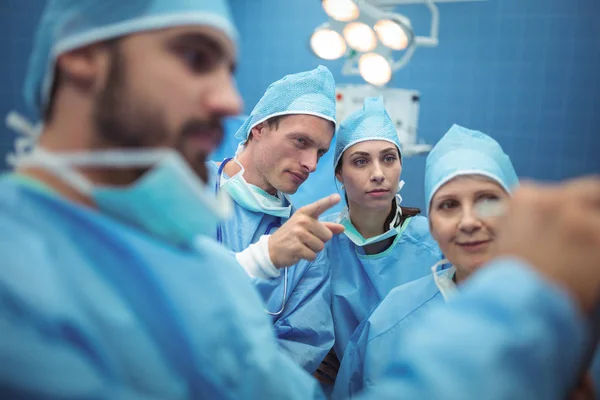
xmin=429 ymin=175 xmax=509 ymax=279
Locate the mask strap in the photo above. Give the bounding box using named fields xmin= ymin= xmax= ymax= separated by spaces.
xmin=28 ymin=149 xmax=172 ymax=168
xmin=220 ymin=157 xmax=247 ymax=187
xmin=392 ymin=180 xmax=406 ymax=227
xmin=234 ymin=142 xmax=246 ymax=157
xmin=5 ymin=111 xmax=43 ymax=167
xmin=396 ymin=180 xmax=405 ymax=204
xmin=12 ymin=145 xmax=177 ymax=196
xmin=388 ymin=194 xmax=404 ymax=229
xmin=397 ymin=180 xmax=405 ymax=192
xmin=16 ymin=147 xmax=95 ymax=194
xmin=6 ymin=111 xmax=174 ymax=169
xmin=431 ymin=259 xmax=456 ymax=302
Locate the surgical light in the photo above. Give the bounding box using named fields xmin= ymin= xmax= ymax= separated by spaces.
xmin=374 ymin=19 xmax=409 ymax=51
xmin=322 ymin=0 xmax=360 ymax=22
xmin=343 ymin=22 xmax=377 ymax=52
xmin=310 ymin=27 xmax=347 ymax=60
xmin=359 ymin=53 xmax=392 ymax=86
xmin=312 ymin=0 xmax=441 ymax=86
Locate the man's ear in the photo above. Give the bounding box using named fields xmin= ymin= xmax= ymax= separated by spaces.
xmin=249 ymin=122 xmax=268 ymax=141
xmin=55 ymin=42 xmax=113 ymax=92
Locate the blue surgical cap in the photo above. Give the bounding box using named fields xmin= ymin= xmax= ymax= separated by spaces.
xmin=425 ymin=124 xmax=519 ymax=214
xmin=25 ymin=0 xmax=237 ymax=118
xmin=334 ymin=97 xmax=402 ymax=169
xmin=234 ymin=66 xmax=337 ymax=140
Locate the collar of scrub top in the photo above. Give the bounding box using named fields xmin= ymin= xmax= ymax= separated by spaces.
xmin=431 ymin=259 xmax=458 ymax=302
xmin=215 ymin=157 xmax=284 ymax=243
xmin=215 ymin=157 xmax=288 ymax=316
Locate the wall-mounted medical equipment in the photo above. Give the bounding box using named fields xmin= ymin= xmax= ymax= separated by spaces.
xmin=336 ymin=84 xmax=431 ymax=156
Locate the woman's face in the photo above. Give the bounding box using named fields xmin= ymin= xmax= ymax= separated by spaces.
xmin=336 ymin=140 xmax=402 ymax=212
xmin=429 ymin=175 xmax=509 ymax=279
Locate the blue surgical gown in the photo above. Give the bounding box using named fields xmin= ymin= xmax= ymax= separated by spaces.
xmin=344 ymin=259 xmax=588 ymax=399
xmin=207 ymin=162 xmax=335 ymax=374
xmin=0 ymin=175 xmax=323 ymax=399
xmin=333 ymin=273 xmax=444 ymax=398
xmin=319 ymin=213 xmax=442 ymax=359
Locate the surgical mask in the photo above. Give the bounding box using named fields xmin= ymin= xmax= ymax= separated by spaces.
xmin=13 ymin=147 xmax=232 ymax=246
xmin=219 ymin=157 xmax=292 ymax=218
xmin=338 ymin=194 xmax=403 ymax=246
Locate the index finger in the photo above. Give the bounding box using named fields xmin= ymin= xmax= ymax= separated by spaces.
xmin=563 ymin=176 xmax=600 ymax=207
xmin=298 ymin=194 xmax=341 ymax=218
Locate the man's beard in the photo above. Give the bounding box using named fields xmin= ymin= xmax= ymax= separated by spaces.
xmin=92 ymin=45 xmax=223 ymax=182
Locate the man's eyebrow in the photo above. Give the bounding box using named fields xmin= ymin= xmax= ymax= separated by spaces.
xmin=167 ymin=32 xmax=236 ymax=71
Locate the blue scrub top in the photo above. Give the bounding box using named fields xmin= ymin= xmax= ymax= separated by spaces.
xmin=0 ymin=175 xmax=322 ymax=399
xmin=208 ymin=161 xmax=335 ymax=374
xmin=320 ymin=212 xmax=443 ymax=359
xmin=333 ymin=273 xmax=445 ymax=398
xmin=339 ymin=260 xmax=593 ymax=400
xmin=2 ymin=175 xmax=590 ymax=399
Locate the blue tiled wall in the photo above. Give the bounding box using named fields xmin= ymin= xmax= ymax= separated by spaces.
xmin=229 ymin=0 xmax=600 ymax=209
xmin=1 ymin=0 xmax=598 ymax=209
xmin=0 ymin=1 xmax=45 ymax=170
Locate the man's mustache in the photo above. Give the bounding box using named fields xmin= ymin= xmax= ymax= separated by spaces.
xmin=180 ymin=119 xmax=224 ymax=147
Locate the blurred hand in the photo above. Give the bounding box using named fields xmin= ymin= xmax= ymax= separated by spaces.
xmin=496 ymin=176 xmax=600 ymax=313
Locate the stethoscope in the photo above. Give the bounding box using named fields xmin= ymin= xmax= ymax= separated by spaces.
xmin=215 ymin=157 xmax=288 ymax=316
